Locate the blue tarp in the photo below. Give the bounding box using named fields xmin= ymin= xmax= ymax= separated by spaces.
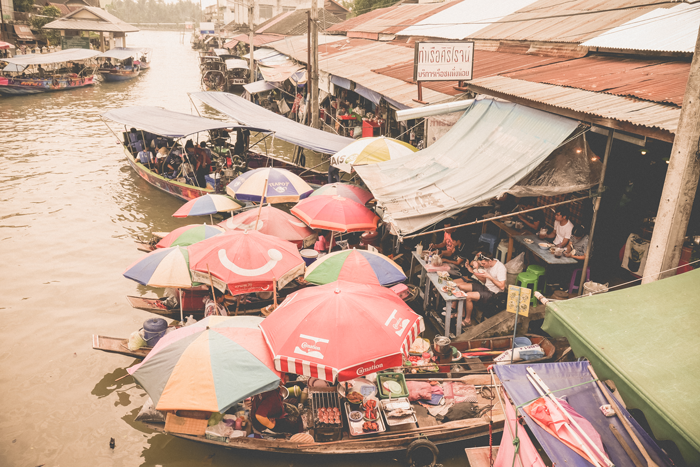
xmin=354 ymin=83 xmax=382 ymax=105
xmin=102 ymin=106 xmax=268 ymax=138
xmin=190 ymin=91 xmax=354 ymax=155
xmin=495 ymin=362 xmax=672 ymax=467
xmin=331 ymin=75 xmax=351 ymax=90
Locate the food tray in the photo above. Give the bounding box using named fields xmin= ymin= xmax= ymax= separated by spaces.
xmin=377 ymin=372 xmax=409 ymax=399
xmin=380 ymin=398 xmax=418 ymax=429
xmin=345 ymin=402 xmax=386 ymax=437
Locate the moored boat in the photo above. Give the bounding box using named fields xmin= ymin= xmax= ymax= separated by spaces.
xmin=98 ymin=48 xmax=142 ymax=82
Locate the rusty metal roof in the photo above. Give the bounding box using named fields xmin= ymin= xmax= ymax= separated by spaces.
xmin=228 ymin=33 xmax=285 ymax=47
xmin=43 ymin=6 xmax=138 ymax=33
xmin=327 ymin=4 xmax=401 ymax=33
xmin=256 ymin=9 xmax=346 ymax=36
xmin=466 ymin=75 xmax=681 ymax=136
xmin=502 ymin=55 xmax=690 ymax=106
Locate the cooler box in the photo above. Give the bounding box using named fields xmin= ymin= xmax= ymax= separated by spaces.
xmin=390 ymin=283 xmax=410 ymax=300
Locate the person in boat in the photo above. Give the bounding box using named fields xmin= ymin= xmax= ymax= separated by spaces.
xmin=154 ymin=146 xmax=169 ymax=174
xmin=198 ymin=141 xmax=213 ymax=168
xmin=164 ymin=149 xmax=182 ymax=178
xmin=203 ymin=292 xmax=227 ymax=318
xmin=453 ymin=252 xmax=507 ymax=326
xmin=137 ymin=147 xmax=155 ymax=170
xmin=250 ymin=385 xmax=302 ymax=435
xmin=37 ymin=65 xmax=46 ymax=79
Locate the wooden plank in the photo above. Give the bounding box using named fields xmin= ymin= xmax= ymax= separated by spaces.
xmin=92 ymin=335 xmax=150 ymax=358
xmin=465 ymin=446 xmax=499 ymax=467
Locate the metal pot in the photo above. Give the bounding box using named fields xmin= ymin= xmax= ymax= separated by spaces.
xmin=433 ymin=335 xmax=451 ymax=357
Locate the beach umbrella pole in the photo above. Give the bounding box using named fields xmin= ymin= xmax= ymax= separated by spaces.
xmin=254 ymin=178 xmax=268 ymax=230
xmin=329 ymin=231 xmax=334 ymax=254
xmin=210 ymin=214 xmax=213 ymax=225
xmin=179 ymin=288 xmax=184 ymax=324
xmin=206 ymin=264 xmax=217 ymax=302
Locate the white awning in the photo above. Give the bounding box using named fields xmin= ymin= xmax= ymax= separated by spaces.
xmin=243 ymin=80 xmax=277 ymax=94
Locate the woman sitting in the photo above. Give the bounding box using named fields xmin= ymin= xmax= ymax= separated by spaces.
xmin=250 ymin=386 xmax=302 ymax=435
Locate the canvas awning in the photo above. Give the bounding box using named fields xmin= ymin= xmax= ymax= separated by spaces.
xmin=98 ymin=48 xmax=135 ymax=60
xmin=102 ymin=106 xmax=269 ymax=138
xmin=14 ymin=24 xmax=36 ymax=41
xmin=190 ymin=91 xmax=354 ymax=154
xmin=257 ymin=61 xmax=304 ymax=83
xmin=542 ymin=270 xmax=700 ymax=466
xmin=243 ymin=80 xmax=276 ymax=94
xmin=354 ymin=98 xmax=582 ymax=235
xmin=225 ymin=59 xmax=249 ymax=71
xmin=3 ymin=48 xmax=101 ymax=65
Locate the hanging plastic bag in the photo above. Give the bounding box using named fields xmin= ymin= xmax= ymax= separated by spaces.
xmin=505 ymin=252 xmax=525 ymax=274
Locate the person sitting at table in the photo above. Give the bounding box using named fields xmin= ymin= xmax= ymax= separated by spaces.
xmin=452 ymin=252 xmax=507 ymax=326
xmin=250 ymin=385 xmax=302 ymax=435
xmin=517 ymin=198 xmax=545 ymax=231
xmin=440 ymin=229 xmax=468 ymax=275
xmin=429 ymin=218 xmax=457 ymax=256
xmin=564 ymin=224 xmax=589 ymax=261
xmin=538 ymin=207 xmax=573 ymax=248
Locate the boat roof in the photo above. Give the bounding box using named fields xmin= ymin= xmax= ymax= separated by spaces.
xmin=99 ymin=48 xmax=137 ymax=60
xmin=3 ymin=48 xmax=101 ymax=66
xmin=102 ymin=106 xmax=270 ymax=138
xmin=225 ymin=59 xmax=249 ymax=70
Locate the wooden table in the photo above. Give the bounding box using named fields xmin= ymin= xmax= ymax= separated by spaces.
xmin=411 ymin=251 xmax=466 ymax=337
xmin=514 ymin=235 xmax=578 ymax=265
xmin=487 ymin=220 xmax=531 ymax=263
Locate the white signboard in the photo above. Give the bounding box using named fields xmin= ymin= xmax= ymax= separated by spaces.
xmin=414 ymin=42 xmax=474 ymax=82
xmin=200 ymin=22 xmax=215 ymax=34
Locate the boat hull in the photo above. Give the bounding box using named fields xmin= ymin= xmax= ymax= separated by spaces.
xmin=0 ymin=75 xmax=95 ymax=95
xmin=101 ymin=69 xmax=140 ymax=82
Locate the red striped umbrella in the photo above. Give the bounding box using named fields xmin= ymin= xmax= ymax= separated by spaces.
xmin=259 ymin=280 xmax=424 ymax=382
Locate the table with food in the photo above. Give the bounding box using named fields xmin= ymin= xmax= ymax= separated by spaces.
xmin=514 ymin=234 xmax=578 ymax=265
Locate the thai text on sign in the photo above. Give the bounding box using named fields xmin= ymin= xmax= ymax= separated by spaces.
xmin=414 ymin=42 xmax=474 ymax=82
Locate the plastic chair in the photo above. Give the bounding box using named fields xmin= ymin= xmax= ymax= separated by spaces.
xmin=569 ymin=267 xmax=591 ymax=294
xmin=496 ymin=240 xmax=508 ymax=263
xmin=526 ymin=264 xmax=546 ymax=296
xmin=478 ymin=233 xmax=497 ymax=255
xmin=516 ymin=271 xmax=540 ymax=307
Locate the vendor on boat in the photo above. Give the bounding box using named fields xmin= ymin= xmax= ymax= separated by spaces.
xmin=250 ymin=384 xmax=302 ymax=434
xmin=203 ymin=291 xmax=227 ymax=317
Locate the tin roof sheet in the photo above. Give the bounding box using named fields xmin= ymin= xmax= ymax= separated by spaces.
xmin=466 ymin=75 xmax=681 ymax=134
xmin=581 ymin=3 xmax=700 ymax=53
xmin=327 ymin=4 xmax=401 ymax=33
xmin=228 ymin=33 xmax=285 ymax=47
xmin=346 ymin=1 xmax=461 ymax=36
xmin=256 ymin=9 xmax=345 ymax=36
xmin=502 ymin=55 xmax=690 ymax=106
xmin=43 ymin=6 xmax=139 ymax=32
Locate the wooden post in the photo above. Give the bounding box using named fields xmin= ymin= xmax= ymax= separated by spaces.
xmin=309 ymin=0 xmax=319 ymax=129
xmin=579 ymin=130 xmax=614 ymax=294
xmin=643 ymin=23 xmax=700 ymax=283
xmin=248 ymin=0 xmax=255 ymax=84
xmin=206 ymin=264 xmax=217 ymax=302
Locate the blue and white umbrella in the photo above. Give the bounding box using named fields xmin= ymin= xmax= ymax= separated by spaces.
xmin=226 ymin=167 xmax=314 ymax=204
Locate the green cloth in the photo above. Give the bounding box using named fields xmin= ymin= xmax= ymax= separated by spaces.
xmin=543 ymin=269 xmax=700 ymax=465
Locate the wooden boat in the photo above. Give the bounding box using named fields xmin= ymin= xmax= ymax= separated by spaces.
xmin=0 ymin=74 xmax=96 ymax=95
xmin=99 ymin=66 xmax=140 ymax=82
xmin=92 ymin=334 xmax=150 ymax=359
xmin=98 ymin=47 xmax=144 ymax=82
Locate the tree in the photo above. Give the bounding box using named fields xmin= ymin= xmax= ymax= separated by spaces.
xmin=350 ymin=0 xmax=400 ymax=17
xmin=14 ymin=0 xmax=34 ymax=13
xmin=31 ymin=5 xmax=62 ymax=46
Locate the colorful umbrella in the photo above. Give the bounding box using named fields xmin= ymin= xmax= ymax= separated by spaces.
xmin=226 ymin=167 xmax=314 ymax=203
xmin=0 ymin=41 xmax=14 ymax=50
xmin=218 ymin=205 xmax=316 ymax=249
xmin=291 ymin=195 xmax=379 ymax=233
xmin=123 ymin=246 xmax=194 ymax=288
xmin=128 ymin=315 xmax=281 ymax=412
xmin=330 ymin=136 xmax=417 ymax=173
xmin=188 ymin=230 xmax=305 ymax=296
xmin=156 ymin=224 xmax=225 ymax=249
xmin=309 ymin=182 xmax=373 ymax=205
xmin=173 ymin=194 xmax=243 ymax=224
xmin=304 ymin=249 xmax=406 ymax=286
xmin=259 ymin=280 xmax=424 ymax=382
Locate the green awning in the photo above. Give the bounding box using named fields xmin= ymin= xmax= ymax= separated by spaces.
xmin=542 ymin=269 xmax=700 ymax=465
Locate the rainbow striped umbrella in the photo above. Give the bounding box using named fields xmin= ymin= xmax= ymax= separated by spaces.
xmin=226 ymin=167 xmax=314 ymax=203
xmin=156 ymin=224 xmax=225 ymax=249
xmin=173 ymin=194 xmax=243 ymax=224
xmin=304 ymin=249 xmax=406 ymax=286
xmin=123 ymin=246 xmax=194 ymax=288
xmin=128 ymin=315 xmax=280 ymax=412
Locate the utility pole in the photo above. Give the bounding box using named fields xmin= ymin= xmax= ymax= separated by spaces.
xmin=309 ymin=0 xmax=319 ymax=129
xmin=248 ymin=0 xmax=255 ymax=84
xmin=643 ymin=23 xmax=700 ymax=283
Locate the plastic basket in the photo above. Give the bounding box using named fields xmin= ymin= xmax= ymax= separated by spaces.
xmin=376 ymin=372 xmax=409 ymax=400
xmin=164 ymin=412 xmax=208 ymax=436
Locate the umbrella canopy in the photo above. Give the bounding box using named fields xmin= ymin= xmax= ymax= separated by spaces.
xmin=291 ymin=195 xmax=379 ymax=232
xmin=123 ymin=246 xmax=194 ymax=288
xmin=309 ymin=182 xmax=373 ymax=205
xmin=259 ymin=280 xmax=424 ymax=382
xmin=156 ymin=224 xmax=225 ymax=249
xmin=128 ymin=315 xmax=281 ymax=412
xmin=331 ymin=136 xmax=417 ymax=173
xmin=226 ymin=167 xmax=313 ymax=203
xmin=304 ymin=249 xmax=406 ymax=286
xmin=0 ymin=41 xmax=14 ymax=50
xmin=173 ymin=194 xmax=243 ymax=218
xmin=218 ymin=205 xmax=315 ymax=248
xmin=188 ymin=230 xmax=305 ymax=295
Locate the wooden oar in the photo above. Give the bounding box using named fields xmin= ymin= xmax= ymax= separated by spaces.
xmin=610 ymin=424 xmax=644 ymax=467
xmin=588 ymin=365 xmax=659 ymax=467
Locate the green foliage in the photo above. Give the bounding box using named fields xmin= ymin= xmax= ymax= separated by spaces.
xmin=31 ymin=5 xmax=62 ymax=46
xmin=106 ymin=0 xmax=202 ymax=24
xmin=13 ymin=0 xmax=34 ymax=13
xmin=350 ymin=0 xmax=401 ymax=17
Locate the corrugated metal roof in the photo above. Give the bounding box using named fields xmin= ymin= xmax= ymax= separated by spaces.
xmin=581 ymin=3 xmax=700 ymax=53
xmin=255 ymin=9 xmax=345 ymax=36
xmin=266 ymin=35 xmax=452 ymax=107
xmin=466 ymin=75 xmax=681 ymax=134
xmin=229 ymin=33 xmax=285 ymax=47
xmin=502 ymin=55 xmax=689 ymax=106
xmin=327 ymin=4 xmax=400 ymax=33
xmin=43 ymin=6 xmax=138 ymax=32
xmin=372 ymin=49 xmax=570 ymax=96
xmin=346 ymin=1 xmax=461 ymax=37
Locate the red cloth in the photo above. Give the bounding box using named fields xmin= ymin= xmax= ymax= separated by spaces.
xmin=406 ymin=381 xmax=433 ymax=401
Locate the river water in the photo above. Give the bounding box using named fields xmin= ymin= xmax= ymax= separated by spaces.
xmin=0 ymin=30 xmax=478 ymax=466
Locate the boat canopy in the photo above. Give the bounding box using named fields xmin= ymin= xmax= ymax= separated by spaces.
xmin=495 ymin=362 xmax=673 ymax=467
xmin=542 ymin=270 xmax=700 ymax=466
xmin=243 ymin=80 xmax=276 ymax=94
xmin=3 ymin=48 xmax=101 ymax=66
xmin=213 ymin=48 xmax=230 ymax=56
xmin=190 ymin=91 xmax=354 ymax=154
xmin=98 ymin=48 xmax=137 ymax=61
xmin=354 ymin=98 xmax=584 ymax=235
xmin=225 ymin=59 xmax=249 ymax=71
xmin=102 ymin=106 xmax=269 ymax=138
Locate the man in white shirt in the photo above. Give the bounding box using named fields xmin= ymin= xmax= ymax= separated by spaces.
xmin=453 ymin=253 xmax=507 ymax=326
xmin=539 ymin=207 xmax=573 ymax=248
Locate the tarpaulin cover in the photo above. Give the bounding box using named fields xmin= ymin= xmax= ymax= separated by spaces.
xmin=355 ymin=98 xmax=580 ymax=235
xmin=243 ymin=80 xmax=276 ymax=94
xmin=495 ymin=362 xmax=672 ymax=467
xmin=98 ymin=48 xmax=137 ymax=60
xmin=257 ymin=61 xmax=303 ymax=83
xmin=213 ymin=48 xmax=230 ymax=56
xmin=225 ymin=58 xmax=249 ymax=70
xmin=4 ymin=48 xmax=101 ymax=65
xmin=354 ymin=83 xmax=382 ymax=105
xmin=191 ymin=91 xmax=354 ymax=154
xmin=543 ymin=270 xmax=700 ymax=465
xmin=331 ymin=75 xmax=351 ymax=90
xmin=102 ymin=106 xmax=267 ymax=138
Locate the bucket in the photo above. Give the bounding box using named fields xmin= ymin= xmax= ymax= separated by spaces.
xmin=143 ymin=317 xmax=168 ymax=347
xmin=583 ymin=281 xmax=609 ymax=296
xmin=300 ymin=249 xmax=319 ymax=266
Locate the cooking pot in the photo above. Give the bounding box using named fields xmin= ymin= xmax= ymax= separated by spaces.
xmin=433 ymin=335 xmax=451 ymax=357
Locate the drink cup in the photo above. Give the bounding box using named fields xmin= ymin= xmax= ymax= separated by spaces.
xmin=539 ymin=228 xmax=547 ymax=238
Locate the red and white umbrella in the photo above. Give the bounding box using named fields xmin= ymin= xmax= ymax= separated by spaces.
xmin=188 ymin=230 xmax=305 ymax=295
xmin=218 ymin=205 xmax=315 ymax=249
xmin=259 ymin=280 xmax=424 ymax=382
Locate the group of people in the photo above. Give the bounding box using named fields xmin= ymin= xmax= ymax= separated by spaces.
xmin=428 ymin=203 xmax=590 ymax=328
xmin=136 ymin=137 xmax=214 ymax=188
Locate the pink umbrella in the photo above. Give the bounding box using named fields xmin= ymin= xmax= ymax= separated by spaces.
xmin=309 ymin=183 xmax=374 ymax=205
xmin=218 ymin=205 xmax=315 ymax=249
xmin=0 ymin=42 xmax=14 ymax=50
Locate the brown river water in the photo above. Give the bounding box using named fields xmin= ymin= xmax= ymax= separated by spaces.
xmin=0 ymin=30 xmax=479 ymax=466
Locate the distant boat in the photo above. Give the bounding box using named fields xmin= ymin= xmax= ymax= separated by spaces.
xmin=0 ymin=48 xmax=101 ymax=96
xmin=97 ymin=48 xmax=142 ymax=82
